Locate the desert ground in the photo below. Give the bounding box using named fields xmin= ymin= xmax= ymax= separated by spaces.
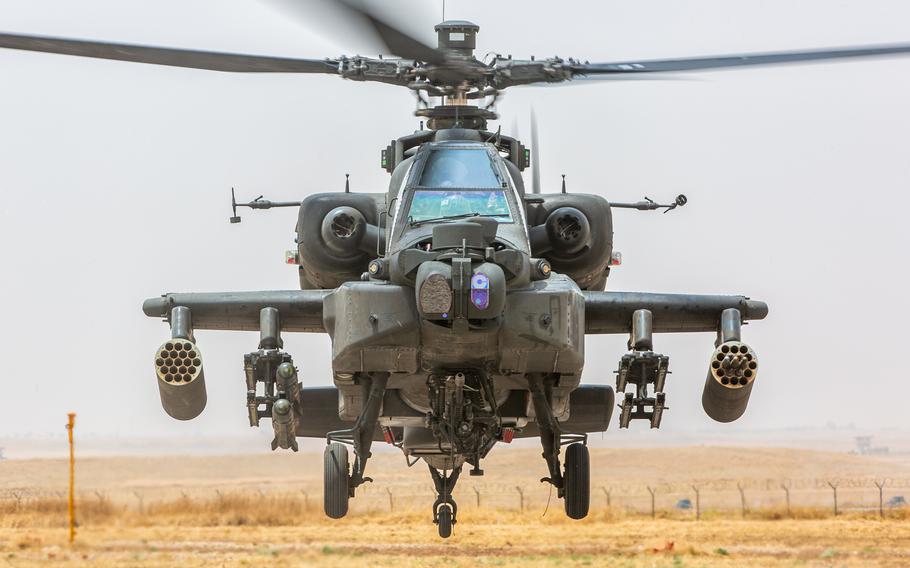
xmin=2 ymin=445 xmax=909 ymax=566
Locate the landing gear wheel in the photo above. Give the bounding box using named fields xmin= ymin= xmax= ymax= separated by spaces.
xmin=563 ymin=442 xmax=590 ymax=519
xmin=436 ymin=504 xmax=453 ymax=538
xmin=323 ymin=443 xmax=350 ymax=519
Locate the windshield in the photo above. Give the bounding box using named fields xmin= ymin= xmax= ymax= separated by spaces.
xmin=419 ymin=149 xmax=501 ymax=188
xmin=408 ymin=190 xmax=513 ymax=223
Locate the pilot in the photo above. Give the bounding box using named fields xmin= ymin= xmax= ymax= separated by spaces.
xmin=428 ymin=154 xmax=469 ymax=188
xmin=439 ymin=191 xmax=470 ymax=216
xmin=485 ymin=191 xmax=507 ymax=215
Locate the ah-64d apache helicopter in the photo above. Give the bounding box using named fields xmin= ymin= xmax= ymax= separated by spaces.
xmin=4 ymin=1 xmax=909 ymax=538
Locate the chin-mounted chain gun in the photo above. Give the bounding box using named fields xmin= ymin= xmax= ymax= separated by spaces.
xmin=243 ymin=307 xmax=301 ymax=451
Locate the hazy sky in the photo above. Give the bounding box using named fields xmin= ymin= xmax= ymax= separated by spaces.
xmin=1 ymin=0 xmax=908 ymax=441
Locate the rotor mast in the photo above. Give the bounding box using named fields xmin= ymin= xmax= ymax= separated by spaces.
xmin=422 ymin=20 xmax=494 ymax=130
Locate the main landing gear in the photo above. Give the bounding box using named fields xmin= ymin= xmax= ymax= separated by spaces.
xmin=322 ymin=372 xmax=388 ymax=519
xmin=528 ymin=373 xmax=591 ymax=519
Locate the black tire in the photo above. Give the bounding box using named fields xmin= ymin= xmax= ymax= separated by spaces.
xmin=437 ymin=504 xmax=453 ymax=538
xmin=564 ymin=442 xmax=590 ymax=520
xmin=323 ymin=443 xmax=350 ymax=519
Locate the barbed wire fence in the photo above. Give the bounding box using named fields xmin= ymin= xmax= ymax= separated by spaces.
xmin=2 ymin=476 xmax=908 ymax=519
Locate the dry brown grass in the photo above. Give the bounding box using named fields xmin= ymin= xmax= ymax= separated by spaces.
xmin=2 ymin=447 xmax=909 ymax=566
xmin=2 ymin=493 xmax=910 ymax=566
xmin=4 ymin=490 xmax=908 ymax=528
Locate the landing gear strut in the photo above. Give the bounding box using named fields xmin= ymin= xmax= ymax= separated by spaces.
xmin=429 ymin=465 xmax=461 ymax=538
xmin=323 ymin=372 xmax=389 ymax=519
xmin=527 ymin=373 xmax=590 ymax=519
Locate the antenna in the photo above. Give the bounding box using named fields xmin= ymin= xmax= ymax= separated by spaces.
xmin=530 ymin=107 xmax=541 ymax=194
xmin=561 ymin=174 xmax=566 ymax=194
xmin=345 ymin=173 xmax=350 ymax=193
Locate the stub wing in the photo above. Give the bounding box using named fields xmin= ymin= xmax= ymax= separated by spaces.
xmin=583 ymin=291 xmax=768 ymax=334
xmin=142 ymin=290 xmax=330 ymax=333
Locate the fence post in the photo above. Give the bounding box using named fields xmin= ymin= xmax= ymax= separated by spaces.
xmin=515 ymin=486 xmax=525 ymax=512
xmin=10 ymin=490 xmax=22 ymax=511
xmin=66 ymin=413 xmax=76 ymax=545
xmin=134 ymin=491 xmax=144 ymax=514
xmin=691 ymin=485 xmax=700 ymax=521
xmin=827 ymin=481 xmax=839 ymax=517
xmin=737 ymin=483 xmax=746 ymax=519
xmin=601 ymin=486 xmax=611 ymax=508
xmin=473 ymin=486 xmax=481 ymax=508
xmin=646 ymin=486 xmax=656 ymax=519
xmin=386 ymin=488 xmax=394 ymax=512
xmin=781 ymin=481 xmax=791 ymax=518
xmin=873 ymin=480 xmax=885 ymax=519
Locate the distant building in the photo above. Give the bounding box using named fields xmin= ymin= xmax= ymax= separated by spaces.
xmin=853 ymin=436 xmax=889 ymax=455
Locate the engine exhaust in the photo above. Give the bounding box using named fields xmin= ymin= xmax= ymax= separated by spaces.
xmin=702 ymin=341 xmax=758 ymax=423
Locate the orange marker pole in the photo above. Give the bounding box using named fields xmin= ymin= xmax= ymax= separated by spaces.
xmin=66 ymin=413 xmax=76 ymax=544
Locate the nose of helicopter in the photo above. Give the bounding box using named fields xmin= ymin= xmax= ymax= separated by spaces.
xmin=415 ymin=259 xmax=506 ymax=326
xmin=413 ymin=221 xmax=506 ymax=327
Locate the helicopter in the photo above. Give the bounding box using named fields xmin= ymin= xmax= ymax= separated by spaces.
xmin=3 ymin=1 xmax=909 ymax=539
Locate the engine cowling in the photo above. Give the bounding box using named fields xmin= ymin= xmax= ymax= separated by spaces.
xmin=296 ymin=193 xmax=384 ymax=289
xmin=527 ymin=194 xmax=613 ymax=290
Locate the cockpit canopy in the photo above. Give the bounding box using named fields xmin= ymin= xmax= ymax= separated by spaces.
xmin=387 ymin=140 xmax=530 ymax=256
xmin=405 ymin=144 xmax=514 ymax=224
xmin=408 ymin=190 xmax=513 ymax=223
xmin=418 ymin=147 xmax=504 ymax=188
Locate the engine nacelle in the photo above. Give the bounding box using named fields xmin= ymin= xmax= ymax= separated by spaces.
xmin=296 ymin=193 xmax=384 ymax=289
xmin=702 ymin=341 xmax=758 ymax=423
xmin=526 ymin=194 xmax=613 ymax=290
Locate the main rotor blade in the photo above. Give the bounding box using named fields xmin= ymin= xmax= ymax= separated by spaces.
xmin=360 ymin=9 xmax=445 ymax=64
xmin=0 ymin=32 xmax=340 ymax=73
xmin=572 ymin=43 xmax=910 ymax=76
xmin=272 ymin=0 xmax=445 ymax=64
